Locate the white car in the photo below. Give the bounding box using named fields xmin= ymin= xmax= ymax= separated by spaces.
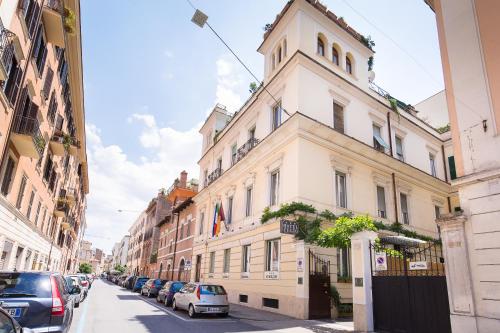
xmin=66 ymin=275 xmax=86 ymax=306
xmin=172 ymin=283 xmax=229 ymax=318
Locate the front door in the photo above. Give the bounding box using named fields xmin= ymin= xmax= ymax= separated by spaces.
xmin=308 ymin=250 xmax=331 ymax=319
xmin=195 ymin=255 xmax=201 ymax=282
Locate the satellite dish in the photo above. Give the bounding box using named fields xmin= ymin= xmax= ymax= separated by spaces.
xmin=368 ymin=70 xmax=375 ymax=82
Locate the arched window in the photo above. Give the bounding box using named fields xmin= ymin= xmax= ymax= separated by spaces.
xmin=332 ymin=46 xmax=339 ymax=65
xmin=278 ymin=46 xmax=282 ymax=63
xmin=317 ymin=37 xmax=325 ymax=56
xmin=283 ymin=39 xmax=287 ymax=57
xmin=272 ymin=54 xmax=276 ymax=70
xmin=178 ymin=259 xmax=185 ymax=281
xmin=346 ymin=56 xmax=353 ymax=74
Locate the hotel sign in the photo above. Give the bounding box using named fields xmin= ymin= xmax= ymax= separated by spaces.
xmin=280 ymin=219 xmax=299 ymax=235
xmin=264 ymin=271 xmax=279 ymax=280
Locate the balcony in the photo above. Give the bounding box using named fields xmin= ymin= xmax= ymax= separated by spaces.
xmin=11 ymin=114 xmax=45 ymax=158
xmin=206 ymin=168 xmax=223 ymax=187
xmin=54 ymin=198 xmax=69 ymax=218
xmin=42 ymin=0 xmax=65 ymax=47
xmin=231 ymin=137 xmax=259 ymax=166
xmin=59 ymin=188 xmax=76 ymax=207
xmin=49 ymin=130 xmax=80 ymax=156
xmin=0 ymin=27 xmax=15 ymax=81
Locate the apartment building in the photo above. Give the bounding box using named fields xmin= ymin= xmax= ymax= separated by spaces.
xmin=78 ymin=239 xmax=92 ymax=264
xmin=111 ymin=235 xmax=129 ymax=268
xmin=190 ymin=0 xmax=456 ymax=319
xmin=156 ymin=171 xmax=198 ymax=280
xmin=0 ymin=0 xmax=87 ymax=273
xmin=426 ymin=0 xmax=500 ymax=332
xmin=127 ymin=211 xmax=146 ymax=275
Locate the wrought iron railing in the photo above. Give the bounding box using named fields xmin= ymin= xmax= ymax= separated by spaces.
xmin=368 ymin=81 xmax=390 ymax=98
xmin=12 ymin=114 xmax=45 ymax=156
xmin=206 ymin=167 xmax=223 ymax=186
xmin=45 ymin=0 xmax=63 ymax=13
xmin=232 ymin=137 xmax=259 ymax=166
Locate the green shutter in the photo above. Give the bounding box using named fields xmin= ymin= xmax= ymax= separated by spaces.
xmin=448 ymin=156 xmax=457 ymax=180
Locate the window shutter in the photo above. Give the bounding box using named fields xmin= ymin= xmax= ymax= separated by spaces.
xmin=28 ymin=2 xmax=41 ymax=38
xmin=42 ymin=67 xmax=53 ymax=100
xmin=333 ymin=102 xmax=344 ymax=133
xmin=55 ymin=114 xmax=63 ymax=131
xmin=1 ymin=157 xmax=16 ymax=195
xmin=448 ymin=156 xmax=457 ymax=180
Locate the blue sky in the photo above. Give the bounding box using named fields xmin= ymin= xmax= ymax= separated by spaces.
xmin=81 ymin=0 xmax=443 ymax=253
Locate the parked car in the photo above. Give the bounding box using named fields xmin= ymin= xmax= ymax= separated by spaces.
xmin=0 ymin=306 xmax=34 ymax=333
xmin=124 ymin=275 xmax=136 ymax=289
xmin=157 ymin=281 xmax=185 ymax=306
xmin=118 ymin=275 xmax=128 ymax=287
xmin=69 ymin=274 xmax=88 ymax=297
xmin=0 ymin=271 xmax=78 ymax=332
xmin=77 ymin=274 xmax=91 ymax=291
xmin=141 ymin=279 xmax=167 ymax=297
xmin=132 ymin=277 xmax=149 ymax=292
xmin=172 ymin=283 xmax=229 ymax=318
xmin=64 ymin=276 xmax=84 ymax=308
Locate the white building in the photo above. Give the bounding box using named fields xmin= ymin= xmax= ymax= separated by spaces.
xmin=112 ymin=235 xmax=129 ymax=269
xmin=190 ymin=0 xmax=457 ymax=319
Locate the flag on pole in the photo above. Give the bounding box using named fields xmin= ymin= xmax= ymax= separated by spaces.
xmin=215 ymin=202 xmax=225 ymax=236
xmin=212 ymin=203 xmax=219 ymax=237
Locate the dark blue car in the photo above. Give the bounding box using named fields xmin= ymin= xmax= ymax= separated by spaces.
xmin=156 ymin=281 xmax=186 ymax=306
xmin=132 ymin=277 xmax=149 ymax=292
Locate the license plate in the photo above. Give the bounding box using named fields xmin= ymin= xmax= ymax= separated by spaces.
xmin=207 ymin=307 xmax=221 ymax=312
xmin=6 ymin=308 xmax=21 ymax=318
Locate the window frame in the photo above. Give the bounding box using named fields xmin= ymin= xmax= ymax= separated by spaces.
xmin=376 ymin=185 xmax=387 ymax=219
xmin=245 ymin=185 xmax=253 ymax=217
xmin=209 ymin=251 xmax=215 ymax=274
xmin=242 ymin=245 xmax=251 ymax=273
xmin=198 ymin=211 xmax=205 ymax=235
xmin=223 ymin=248 xmax=231 ymax=273
xmin=429 ymin=153 xmax=437 ymax=177
xmin=400 ymin=192 xmax=410 ymax=225
xmin=337 ymin=247 xmax=351 ymax=278
xmin=317 ymin=37 xmax=325 ymax=56
xmin=269 ymin=169 xmax=280 ymax=207
xmin=265 ymin=239 xmax=280 ymax=272
xmin=395 ymin=136 xmax=404 ymax=161
xmin=227 ymin=196 xmax=234 ymax=224
xmin=271 ymin=101 xmax=282 ymax=132
xmin=335 ymin=171 xmax=347 ymax=209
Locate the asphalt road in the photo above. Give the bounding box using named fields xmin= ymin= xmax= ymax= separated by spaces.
xmin=69 ymin=279 xmax=354 ymax=333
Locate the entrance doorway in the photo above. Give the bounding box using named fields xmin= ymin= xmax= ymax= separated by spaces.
xmin=195 ymin=255 xmax=202 ymax=282
xmin=308 ymin=250 xmax=331 ymax=319
xmin=178 ymin=259 xmax=185 ymax=281
xmin=371 ymin=239 xmax=451 ymax=333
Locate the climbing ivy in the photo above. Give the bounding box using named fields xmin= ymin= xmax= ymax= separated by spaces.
xmin=316 ymin=215 xmax=377 ymax=248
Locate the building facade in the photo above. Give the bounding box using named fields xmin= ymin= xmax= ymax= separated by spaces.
xmin=78 ymin=239 xmax=92 ymax=265
xmin=427 ymin=0 xmax=500 ymax=332
xmin=0 ymin=0 xmax=88 ymax=274
xmin=111 ymin=235 xmax=129 ymax=269
xmin=190 ymin=0 xmax=456 ymax=319
xmin=126 ymin=211 xmax=146 ymax=275
xmin=156 ymin=171 xmax=198 ymax=280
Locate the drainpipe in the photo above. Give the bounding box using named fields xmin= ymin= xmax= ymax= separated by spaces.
xmin=447 ymin=197 xmax=452 ymax=214
xmin=170 ymin=212 xmax=180 ymax=280
xmin=386 ymin=112 xmax=393 ymax=156
xmin=392 ymin=173 xmax=399 ymax=224
xmin=441 ymin=145 xmax=448 ymax=183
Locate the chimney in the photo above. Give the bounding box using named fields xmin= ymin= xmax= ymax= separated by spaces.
xmin=180 ymin=171 xmax=187 ymax=188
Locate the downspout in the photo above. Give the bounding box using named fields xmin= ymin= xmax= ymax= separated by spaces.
xmin=170 ymin=211 xmax=180 ymax=280
xmin=387 ymin=112 xmax=393 ymax=156
xmin=441 ymin=145 xmax=448 ymax=183
xmin=392 ymin=173 xmax=399 ymax=224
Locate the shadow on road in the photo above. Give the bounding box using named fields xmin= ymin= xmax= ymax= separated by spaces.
xmin=117 ymin=295 xmax=141 ymax=300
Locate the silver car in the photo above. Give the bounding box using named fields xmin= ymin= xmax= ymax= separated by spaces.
xmin=172 ymin=283 xmax=229 ymax=318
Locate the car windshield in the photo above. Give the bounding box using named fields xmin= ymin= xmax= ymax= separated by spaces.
xmin=65 ymin=277 xmax=77 ymax=287
xmin=171 ymin=282 xmax=185 ymax=292
xmin=200 ymin=285 xmax=226 ymax=295
xmin=0 ymin=272 xmax=51 ymax=298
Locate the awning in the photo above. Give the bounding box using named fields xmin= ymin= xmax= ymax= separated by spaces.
xmin=380 ymin=235 xmax=427 ymax=247
xmin=373 ymin=133 xmax=390 ymax=149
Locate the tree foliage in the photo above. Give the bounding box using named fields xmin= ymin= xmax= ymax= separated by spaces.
xmin=114 ymin=264 xmax=126 ymax=274
xmin=79 ymin=263 xmax=92 ymax=274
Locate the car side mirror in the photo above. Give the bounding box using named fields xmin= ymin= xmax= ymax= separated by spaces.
xmin=71 ymin=286 xmax=81 ymax=295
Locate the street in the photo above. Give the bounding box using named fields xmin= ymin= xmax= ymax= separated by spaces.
xmin=70 ymin=279 xmax=354 ymax=333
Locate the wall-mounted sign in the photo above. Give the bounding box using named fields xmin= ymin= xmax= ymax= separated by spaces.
xmin=264 ymin=271 xmax=279 ymax=280
xmin=184 ymin=260 xmax=192 ymax=270
xmin=409 ymin=261 xmax=428 ymax=270
xmin=297 ymin=258 xmax=304 ymax=272
xmin=280 ymin=219 xmax=299 ymax=235
xmin=374 ymin=252 xmax=387 ymax=271
xmin=355 ymin=277 xmax=363 ymax=287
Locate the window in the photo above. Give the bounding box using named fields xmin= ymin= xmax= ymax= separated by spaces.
xmin=271 ymin=102 xmax=282 ymax=131
xmin=42 ymin=67 xmax=53 ymax=100
xmin=47 ymin=92 xmax=58 ymax=125
xmin=16 ymin=175 xmax=27 ymax=209
xmin=227 ymin=196 xmax=233 ymax=224
xmin=346 ymin=56 xmax=352 ymax=74
xmin=278 ymin=46 xmax=282 ymax=63
xmin=448 ymin=156 xmax=457 ymax=180
xmin=180 ymin=224 xmax=184 ymax=240
xmin=270 ymin=169 xmax=280 ymax=206
xmin=333 ymin=102 xmax=344 ymax=133
xmin=248 ymin=127 xmax=256 ymax=140
xmin=199 ymin=212 xmax=204 ymax=235
xmin=435 ymin=205 xmax=441 ymax=219
xmin=231 ymin=143 xmax=237 ymax=165
xmin=33 ymin=26 xmax=47 ymax=75
xmin=335 ymin=171 xmax=347 ymax=208
xmin=337 ymin=247 xmax=351 ymax=278
xmin=429 ymin=153 xmax=437 ymax=177
xmin=332 ymin=46 xmax=339 ymax=65
xmin=1 ymin=156 xmax=16 ymax=196
xmin=263 ymin=298 xmax=279 ymax=309
xmin=400 ymin=193 xmax=409 ymax=225
xmin=26 ymin=190 xmax=35 ymax=220
xmin=216 ymin=158 xmax=222 ymax=171
xmin=317 ymin=37 xmax=325 ymax=56
xmin=239 ymin=294 xmax=248 ymax=303
xmin=34 ymin=202 xmax=41 ymax=226
xmin=395 ymin=136 xmax=404 ymax=161
xmin=283 ymin=39 xmax=287 ymax=57
xmin=242 ymin=245 xmax=251 ymax=273
xmin=186 ymin=222 xmax=190 ymax=237
xmin=3 ymin=56 xmax=23 ymax=106
xmin=272 ymin=54 xmax=275 ymax=70
xmin=22 ymin=0 xmax=41 ymax=38
xmin=209 ymin=251 xmax=215 ymax=273
xmin=376 ymin=186 xmax=386 ymax=218
xmin=203 ymin=169 xmax=208 ymax=186
xmin=245 ymin=186 xmax=253 ymax=217
xmin=223 ymin=249 xmax=231 ymax=273
xmin=265 ymin=239 xmax=280 ymax=271
xmin=373 ymin=124 xmax=388 ymax=152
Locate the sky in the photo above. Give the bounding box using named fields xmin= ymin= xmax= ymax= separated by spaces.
xmin=81 ymin=0 xmax=444 ymax=254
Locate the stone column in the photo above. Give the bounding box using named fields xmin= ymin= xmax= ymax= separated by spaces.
xmin=351 ymin=230 xmax=378 ymax=332
xmin=437 ymin=213 xmax=478 ymax=333
xmin=6 ymin=242 xmax=18 ymax=271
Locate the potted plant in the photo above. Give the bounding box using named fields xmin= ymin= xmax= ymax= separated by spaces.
xmin=64 ymin=7 xmax=76 ymax=34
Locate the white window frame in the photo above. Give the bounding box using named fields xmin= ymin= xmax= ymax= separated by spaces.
xmin=242 ymin=245 xmax=251 ymax=273
xmin=265 ymin=238 xmax=280 ymax=272
xmin=245 ymin=185 xmax=253 ymax=217
xmin=429 ymin=153 xmax=437 ymax=177
xmin=395 ymin=136 xmax=404 ymax=161
xmin=337 ymin=247 xmax=351 ymax=278
xmin=198 ymin=211 xmax=205 ymax=235
xmin=399 ymin=192 xmax=410 ymax=225
xmin=335 ymin=171 xmax=347 ymax=209
xmin=223 ymin=248 xmax=231 ymax=273
xmin=227 ymin=196 xmax=234 ymax=224
xmin=269 ymin=169 xmax=280 ymax=207
xmin=209 ymin=251 xmax=215 ymax=274
xmin=376 ymin=185 xmax=387 ymax=219
xmin=271 ymin=102 xmax=282 ymax=132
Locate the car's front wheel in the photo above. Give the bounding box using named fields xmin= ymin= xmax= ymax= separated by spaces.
xmin=218 ymin=312 xmax=229 ymax=318
xmin=75 ymin=301 xmax=80 ymax=308
xmin=188 ymin=304 xmax=197 ymax=318
xmin=172 ymin=299 xmax=178 ymax=311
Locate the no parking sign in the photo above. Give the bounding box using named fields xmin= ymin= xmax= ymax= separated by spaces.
xmin=375 ymin=252 xmax=387 ymax=271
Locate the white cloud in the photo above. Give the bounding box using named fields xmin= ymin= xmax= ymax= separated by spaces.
xmin=163 ymin=50 xmax=174 ymax=58
xmin=214 ymin=54 xmax=245 ymax=112
xmin=84 ymin=117 xmax=202 ymax=253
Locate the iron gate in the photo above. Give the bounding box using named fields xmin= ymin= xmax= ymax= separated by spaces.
xmin=308 ymin=250 xmax=331 ymax=319
xmin=370 ymin=238 xmax=451 ymax=333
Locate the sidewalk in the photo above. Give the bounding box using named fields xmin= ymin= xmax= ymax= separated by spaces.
xmin=229 ymin=303 xmax=356 ymax=332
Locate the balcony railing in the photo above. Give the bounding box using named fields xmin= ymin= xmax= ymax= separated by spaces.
xmin=12 ymin=114 xmax=45 ymax=157
xmin=46 ymin=0 xmax=63 ymax=13
xmin=232 ymin=137 xmax=259 ymax=166
xmin=206 ymin=168 xmax=223 ymax=187
xmin=0 ymin=25 xmax=15 ymax=82
xmin=50 ymin=130 xmax=80 ymax=156
xmin=54 ymin=199 xmax=69 ymax=218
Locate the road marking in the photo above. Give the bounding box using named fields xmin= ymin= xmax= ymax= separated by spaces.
xmin=76 ymin=294 xmax=90 ymax=333
xmin=140 ymin=296 xmax=236 ymax=323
